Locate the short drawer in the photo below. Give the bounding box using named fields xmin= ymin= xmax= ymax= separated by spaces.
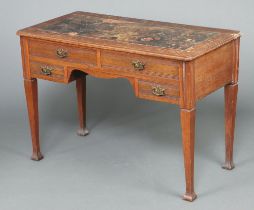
xmin=138 ymin=80 xmax=179 ymax=104
xmin=29 ymin=39 xmax=97 ymax=65
xmin=101 ymin=50 xmax=179 ymax=80
xmin=30 ymin=61 xmax=65 ymax=82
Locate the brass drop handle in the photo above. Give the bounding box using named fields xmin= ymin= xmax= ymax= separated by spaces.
xmin=41 ymin=65 xmax=54 ymax=76
xmin=132 ymin=60 xmax=145 ymax=71
xmin=56 ymin=48 xmax=68 ymax=58
xmin=152 ymin=86 xmax=166 ymax=96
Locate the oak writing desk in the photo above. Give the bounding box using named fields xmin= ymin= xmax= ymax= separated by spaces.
xmin=17 ymin=11 xmax=240 ymax=201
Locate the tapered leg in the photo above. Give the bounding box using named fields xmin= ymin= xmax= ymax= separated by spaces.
xmin=180 ymin=108 xmax=197 ymax=201
xmin=222 ymin=83 xmax=238 ymax=170
xmin=76 ymin=76 xmax=89 ymax=136
xmin=24 ymin=79 xmax=43 ymax=161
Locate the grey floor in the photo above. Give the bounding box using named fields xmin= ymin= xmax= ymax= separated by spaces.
xmin=0 ymin=78 xmax=253 ymax=210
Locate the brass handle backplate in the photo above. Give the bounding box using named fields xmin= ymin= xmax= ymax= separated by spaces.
xmin=152 ymin=86 xmax=166 ymax=96
xmin=56 ymin=48 xmax=68 ymax=58
xmin=132 ymin=60 xmax=145 ymax=71
xmin=41 ymin=65 xmax=54 ymax=76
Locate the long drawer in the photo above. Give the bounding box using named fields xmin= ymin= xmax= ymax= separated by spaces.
xmin=29 ymin=39 xmax=97 ymax=65
xmin=101 ymin=50 xmax=179 ymax=80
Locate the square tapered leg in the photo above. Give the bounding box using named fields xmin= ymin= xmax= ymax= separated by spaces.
xmin=180 ymin=108 xmax=197 ymax=201
xmin=24 ymin=78 xmax=43 ymax=161
xmin=76 ymin=76 xmax=89 ymax=136
xmin=222 ymin=83 xmax=238 ymax=170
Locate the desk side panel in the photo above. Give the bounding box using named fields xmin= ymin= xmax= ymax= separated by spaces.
xmin=20 ymin=37 xmax=31 ymax=79
xmin=194 ymin=41 xmax=234 ymax=100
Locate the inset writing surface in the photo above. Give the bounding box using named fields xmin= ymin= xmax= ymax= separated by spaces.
xmin=41 ymin=12 xmax=218 ymax=50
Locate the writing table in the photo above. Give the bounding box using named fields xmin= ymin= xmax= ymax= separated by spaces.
xmin=17 ymin=11 xmax=241 ymax=201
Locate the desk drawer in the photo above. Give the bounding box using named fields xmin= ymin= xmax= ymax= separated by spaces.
xmin=101 ymin=50 xmax=179 ymax=79
xmin=138 ymin=80 xmax=179 ymax=104
xmin=30 ymin=61 xmax=64 ymax=82
xmin=29 ymin=39 xmax=97 ymax=65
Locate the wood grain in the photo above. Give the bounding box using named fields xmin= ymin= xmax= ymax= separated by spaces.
xmin=17 ymin=11 xmax=241 ymax=201
xmin=24 ymin=79 xmax=43 ymax=161
xmin=222 ymin=84 xmax=238 ymax=170
xmin=194 ymin=41 xmax=234 ymax=100
xmin=180 ymin=108 xmax=197 ymax=201
xmin=17 ymin=11 xmax=240 ymax=61
xmin=76 ymin=75 xmax=89 ymax=136
xmin=180 ymin=61 xmax=195 ymax=109
xmin=29 ymin=38 xmax=97 ymax=65
xmin=101 ymin=50 xmax=179 ymax=80
xmin=30 ymin=60 xmax=65 ymax=82
xmin=138 ymin=80 xmax=179 ymax=104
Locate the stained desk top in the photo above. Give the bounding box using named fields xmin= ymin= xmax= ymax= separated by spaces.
xmin=17 ymin=11 xmax=240 ymax=60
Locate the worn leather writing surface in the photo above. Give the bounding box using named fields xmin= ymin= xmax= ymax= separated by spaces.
xmin=41 ymin=13 xmax=218 ymax=50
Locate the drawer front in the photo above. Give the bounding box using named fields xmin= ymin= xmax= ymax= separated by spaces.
xmin=30 ymin=61 xmax=64 ymax=82
xmin=101 ymin=50 xmax=179 ymax=79
xmin=138 ymin=80 xmax=179 ymax=104
xmin=29 ymin=39 xmax=97 ymax=65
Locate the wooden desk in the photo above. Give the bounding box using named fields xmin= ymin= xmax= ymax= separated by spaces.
xmin=17 ymin=11 xmax=240 ymax=201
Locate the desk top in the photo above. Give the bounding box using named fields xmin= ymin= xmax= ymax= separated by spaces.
xmin=17 ymin=11 xmax=240 ymax=60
